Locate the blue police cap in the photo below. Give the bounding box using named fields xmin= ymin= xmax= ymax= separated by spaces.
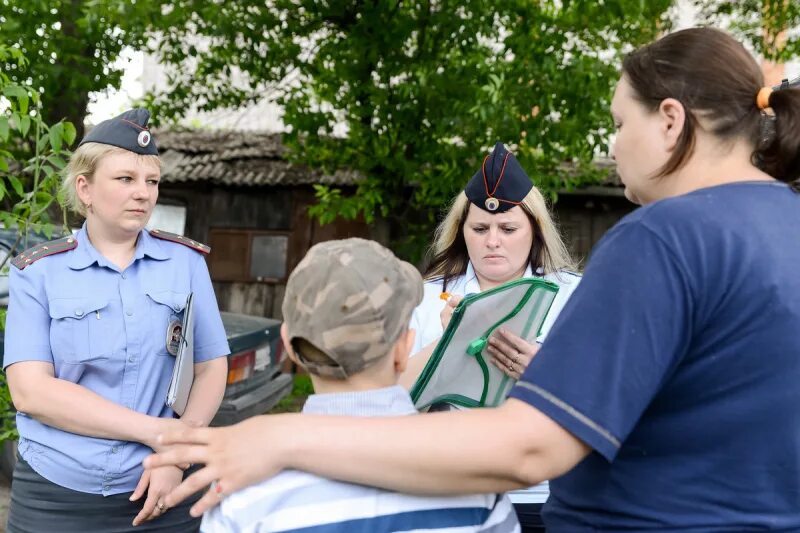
xmin=79 ymin=108 xmax=158 ymax=156
xmin=464 ymin=142 xmax=532 ymax=213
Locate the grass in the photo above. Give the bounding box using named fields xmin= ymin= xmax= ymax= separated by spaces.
xmin=268 ymin=374 xmax=314 ymax=414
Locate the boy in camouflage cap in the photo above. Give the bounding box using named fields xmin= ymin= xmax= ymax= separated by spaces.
xmin=281 ymin=237 xmax=423 ymax=380
xmin=201 ymin=238 xmax=521 ymax=533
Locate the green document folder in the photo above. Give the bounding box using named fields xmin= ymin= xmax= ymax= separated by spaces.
xmin=410 ymin=278 xmax=559 ymax=411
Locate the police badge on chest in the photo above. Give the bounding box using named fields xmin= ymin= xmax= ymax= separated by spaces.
xmin=166 ymin=314 xmax=184 ymax=356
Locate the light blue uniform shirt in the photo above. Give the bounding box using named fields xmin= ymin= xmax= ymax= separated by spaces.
xmin=3 ymin=224 xmax=230 ymax=495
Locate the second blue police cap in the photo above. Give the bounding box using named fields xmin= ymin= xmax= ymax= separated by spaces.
xmin=79 ymin=108 xmax=158 ymax=156
xmin=464 ymin=142 xmax=532 ymax=213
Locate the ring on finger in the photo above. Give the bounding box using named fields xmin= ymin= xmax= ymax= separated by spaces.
xmin=157 ymin=502 xmax=166 ymax=512
xmin=211 ymin=479 xmax=225 ymax=499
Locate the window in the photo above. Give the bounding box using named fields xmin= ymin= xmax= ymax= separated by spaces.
xmin=147 ymin=203 xmax=187 ymax=235
xmin=208 ymin=229 xmax=290 ymax=282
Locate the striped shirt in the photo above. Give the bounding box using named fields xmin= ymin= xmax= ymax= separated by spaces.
xmin=201 ymin=386 xmax=520 ymax=533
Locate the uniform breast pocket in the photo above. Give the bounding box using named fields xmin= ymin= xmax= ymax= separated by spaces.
xmin=48 ymin=296 xmax=111 ymax=362
xmin=146 ymin=290 xmax=189 ymax=355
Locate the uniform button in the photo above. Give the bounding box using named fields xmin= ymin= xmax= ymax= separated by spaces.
xmin=103 ymin=485 xmax=110 ymax=491
xmin=121 ymin=273 xmax=127 ymax=280
xmin=111 ymin=446 xmax=119 ymax=454
xmin=126 ymin=309 xmax=133 ymax=316
xmin=128 ymin=355 xmax=136 ymax=363
xmin=74 ymin=309 xmax=84 ymax=317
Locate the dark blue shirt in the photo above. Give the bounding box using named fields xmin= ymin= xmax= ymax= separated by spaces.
xmin=510 ymin=182 xmax=800 ymax=531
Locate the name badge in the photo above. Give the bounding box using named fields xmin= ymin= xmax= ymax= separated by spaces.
xmin=166 ymin=319 xmax=183 ymax=356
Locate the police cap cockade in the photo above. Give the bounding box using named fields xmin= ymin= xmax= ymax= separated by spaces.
xmin=79 ymin=108 xmax=158 ymax=156
xmin=464 ymin=142 xmax=532 ymax=213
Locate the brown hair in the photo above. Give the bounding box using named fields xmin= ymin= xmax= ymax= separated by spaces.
xmin=424 ymin=190 xmax=576 ymax=290
xmin=291 ymin=338 xmax=338 ymax=373
xmin=622 ymin=27 xmax=800 ymax=186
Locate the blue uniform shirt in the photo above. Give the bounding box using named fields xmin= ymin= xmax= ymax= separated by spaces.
xmin=3 ymin=224 xmax=230 ymax=495
xmin=509 ymin=182 xmax=800 ymax=531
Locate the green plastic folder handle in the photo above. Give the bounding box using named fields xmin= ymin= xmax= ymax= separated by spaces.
xmin=466 ymin=338 xmax=487 ymax=355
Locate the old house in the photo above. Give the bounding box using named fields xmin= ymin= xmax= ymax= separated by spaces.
xmin=554 ymin=159 xmax=635 ymax=265
xmin=154 ymin=130 xmax=636 ymax=319
xmin=156 ymin=130 xmax=385 ymax=319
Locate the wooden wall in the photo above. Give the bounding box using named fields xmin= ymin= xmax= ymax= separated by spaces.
xmin=159 ymin=184 xmax=386 ymax=320
xmin=159 ymin=183 xmax=634 ymax=320
xmin=552 ymin=190 xmax=636 ymax=268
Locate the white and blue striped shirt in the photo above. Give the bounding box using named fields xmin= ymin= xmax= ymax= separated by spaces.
xmin=201 ymin=386 xmax=520 ymax=533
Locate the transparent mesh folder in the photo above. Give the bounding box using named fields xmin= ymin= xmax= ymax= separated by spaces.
xmin=410 ymin=278 xmax=559 ymax=411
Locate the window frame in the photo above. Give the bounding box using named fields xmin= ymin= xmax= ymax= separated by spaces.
xmin=208 ymin=228 xmax=291 ymax=283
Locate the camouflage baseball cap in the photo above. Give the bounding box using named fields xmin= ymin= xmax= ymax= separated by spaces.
xmin=282 ymin=238 xmax=423 ymax=379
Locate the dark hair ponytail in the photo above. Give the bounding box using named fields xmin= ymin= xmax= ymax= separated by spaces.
xmin=623 ymin=28 xmax=800 ymax=189
xmin=753 ymin=88 xmax=800 ymax=188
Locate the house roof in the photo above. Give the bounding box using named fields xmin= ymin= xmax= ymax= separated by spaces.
xmin=156 ymin=130 xmax=360 ymax=187
xmin=155 ymin=128 xmax=622 ymax=193
xmin=556 ymin=157 xmax=624 ymax=197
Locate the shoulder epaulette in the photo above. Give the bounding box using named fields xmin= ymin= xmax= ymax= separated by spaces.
xmin=149 ymin=229 xmax=211 ymax=254
xmin=11 ymin=235 xmax=77 ymax=270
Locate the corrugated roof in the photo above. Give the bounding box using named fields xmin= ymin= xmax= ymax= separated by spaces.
xmin=155 ymin=129 xmax=620 ymax=192
xmin=156 ymin=130 xmax=360 ymax=187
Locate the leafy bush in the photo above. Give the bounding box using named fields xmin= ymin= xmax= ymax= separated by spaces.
xmin=0 ymin=44 xmax=76 ymax=444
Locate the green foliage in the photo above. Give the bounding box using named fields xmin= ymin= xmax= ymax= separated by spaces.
xmin=0 ymin=0 xmax=161 ymax=137
xmin=0 ymin=47 xmax=73 ymax=240
xmin=144 ymin=0 xmax=672 ymax=260
xmin=268 ymin=374 xmax=314 ymax=414
xmin=0 ymin=43 xmax=77 ymax=444
xmin=694 ymin=1 xmax=800 ymax=62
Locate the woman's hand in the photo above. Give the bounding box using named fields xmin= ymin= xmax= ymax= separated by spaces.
xmin=440 ymin=295 xmax=463 ymax=330
xmin=130 ymin=465 xmax=185 ymax=526
xmin=487 ymin=328 xmax=540 ymax=380
xmin=144 ymin=415 xmax=285 ymax=517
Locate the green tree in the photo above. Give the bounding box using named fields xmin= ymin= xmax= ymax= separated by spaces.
xmin=144 ymin=0 xmax=672 ymax=258
xmin=0 ymin=0 xmax=161 ymax=139
xmin=693 ymin=0 xmax=800 ymax=62
xmin=0 ymin=44 xmax=76 ymax=444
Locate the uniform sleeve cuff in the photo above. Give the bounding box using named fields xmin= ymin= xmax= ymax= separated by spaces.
xmin=193 ymin=341 xmax=231 ymax=363
xmin=509 ymin=381 xmax=621 ymax=462
xmin=3 ymin=349 xmax=53 ymax=370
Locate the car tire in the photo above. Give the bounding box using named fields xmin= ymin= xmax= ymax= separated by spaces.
xmin=0 ymin=438 xmax=16 ymax=484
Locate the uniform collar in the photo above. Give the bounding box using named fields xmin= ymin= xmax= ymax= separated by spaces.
xmin=136 ymin=228 xmax=170 ymax=262
xmin=463 ymin=261 xmax=535 ymax=293
xmin=68 ymin=223 xmax=169 ymax=270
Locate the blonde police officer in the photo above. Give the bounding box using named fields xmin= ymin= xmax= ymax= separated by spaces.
xmin=404 ymin=142 xmax=580 ymax=385
xmin=4 ymin=109 xmax=229 ymax=532
xmin=403 ymin=142 xmax=581 ymax=532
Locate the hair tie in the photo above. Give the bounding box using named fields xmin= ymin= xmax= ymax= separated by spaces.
xmin=756 ymin=87 xmax=773 ymax=110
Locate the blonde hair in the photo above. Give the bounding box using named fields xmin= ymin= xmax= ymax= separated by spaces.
xmin=425 ymin=189 xmax=577 ymax=283
xmin=61 ymin=142 xmax=161 ymax=216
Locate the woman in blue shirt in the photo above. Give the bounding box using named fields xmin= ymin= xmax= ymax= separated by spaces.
xmin=150 ymin=28 xmax=800 ymax=532
xmin=3 ymin=109 xmax=229 ymax=532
